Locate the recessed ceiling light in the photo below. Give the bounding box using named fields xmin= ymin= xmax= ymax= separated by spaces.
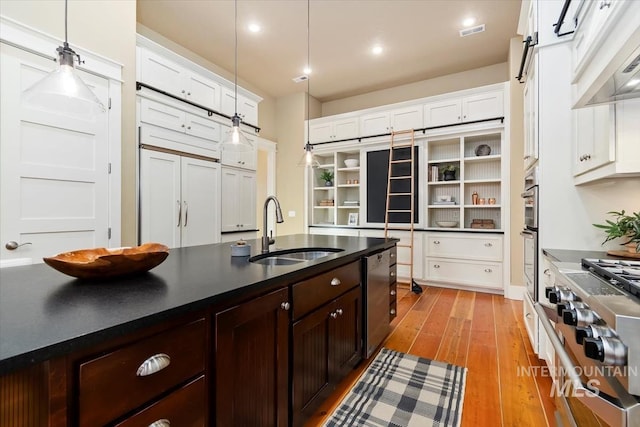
xmin=248 ymin=23 xmax=261 ymax=33
xmin=463 ymin=17 xmax=476 ymax=27
xmin=303 ymin=66 xmax=312 ymax=75
xmin=371 ymin=45 xmax=383 ymax=55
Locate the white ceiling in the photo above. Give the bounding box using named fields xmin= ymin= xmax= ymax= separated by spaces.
xmin=137 ymin=0 xmax=522 ymax=102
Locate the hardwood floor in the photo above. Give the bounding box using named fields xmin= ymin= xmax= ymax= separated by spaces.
xmin=305 ymin=285 xmax=556 ymax=427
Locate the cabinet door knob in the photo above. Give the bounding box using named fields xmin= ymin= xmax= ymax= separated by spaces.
xmin=181 ymin=124 xmax=185 ymax=128
xmin=390 ymin=271 xmax=395 ymax=277
xmin=525 ymin=313 xmax=532 ymax=319
xmin=136 ymin=353 xmax=171 ymax=377
xmin=187 ymin=126 xmax=191 ymax=130
xmin=181 ymin=89 xmax=186 ymax=94
xmin=390 ymin=290 xmax=396 ymax=296
xmin=187 ymin=91 xmax=191 ymax=96
xmin=524 ymin=155 xmax=531 ymax=160
xmin=148 ymin=419 xmax=171 ymax=427
xmin=433 ymin=240 xmax=440 ymax=244
xmin=330 ymin=312 xmax=338 ymax=319
xmin=336 ymin=308 xmax=343 ymax=316
xmin=544 ymin=269 xmax=551 ymax=276
xmin=390 ymin=252 xmax=395 ymax=258
xmin=485 ymin=268 xmax=493 ymax=273
xmin=390 ymin=309 xmax=396 ymax=315
xmin=484 ymin=242 xmax=493 ymax=247
xmin=599 ymin=1 xmax=611 ymax=9
xmin=434 ymin=264 xmax=440 ymax=268
xmin=280 ymin=302 xmax=290 ymax=311
xmin=330 ymin=278 xmax=341 ymax=286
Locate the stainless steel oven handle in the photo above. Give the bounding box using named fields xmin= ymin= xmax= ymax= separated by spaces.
xmin=520 ymin=230 xmax=535 ymax=238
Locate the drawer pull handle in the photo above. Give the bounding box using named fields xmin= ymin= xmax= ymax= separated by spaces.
xmin=390 ymin=290 xmax=396 ymax=296
xmin=280 ymin=301 xmax=290 ymax=311
xmin=330 ymin=312 xmax=338 ymax=319
xmin=484 ymin=243 xmax=493 ymax=247
xmin=434 ymin=264 xmax=440 ymax=268
xmin=149 ymin=420 xmax=170 ymax=427
xmin=433 ymin=240 xmax=440 ymax=244
xmin=136 ymin=353 xmax=171 ymax=377
xmin=544 ymin=269 xmax=550 ymax=276
xmin=525 ymin=313 xmax=532 ymax=319
xmin=336 ymin=308 xmax=343 ymax=316
xmin=330 ymin=278 xmax=341 ymax=286
xmin=484 ymin=268 xmax=493 ymax=273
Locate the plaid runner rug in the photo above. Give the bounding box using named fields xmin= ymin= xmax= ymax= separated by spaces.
xmin=323 ymin=348 xmax=467 ymax=427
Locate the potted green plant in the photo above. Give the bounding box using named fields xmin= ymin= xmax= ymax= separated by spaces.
xmin=593 ymin=210 xmax=640 ymax=254
xmin=439 ymin=165 xmax=458 ymax=181
xmin=319 ymin=170 xmax=334 ymax=186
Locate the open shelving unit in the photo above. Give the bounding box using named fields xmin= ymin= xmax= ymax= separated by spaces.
xmin=425 ymin=132 xmax=503 ymax=231
xmin=310 ymin=150 xmax=361 ymax=226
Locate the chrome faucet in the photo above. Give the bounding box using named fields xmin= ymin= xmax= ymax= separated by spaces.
xmin=262 ymin=195 xmax=284 ymax=253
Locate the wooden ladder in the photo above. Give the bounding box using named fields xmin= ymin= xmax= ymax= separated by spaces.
xmin=384 ymin=129 xmax=422 ymax=294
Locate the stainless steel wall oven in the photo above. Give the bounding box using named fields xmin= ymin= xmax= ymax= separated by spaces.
xmin=521 ymin=166 xmax=539 ymax=301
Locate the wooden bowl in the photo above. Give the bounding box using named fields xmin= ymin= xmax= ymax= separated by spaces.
xmin=43 ymin=243 xmax=169 ymax=279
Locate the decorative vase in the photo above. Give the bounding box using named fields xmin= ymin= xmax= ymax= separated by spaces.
xmin=324 ymin=180 xmax=333 ymax=187
xmin=443 ymin=171 xmax=456 ymax=181
xmin=626 ymin=243 xmax=638 ymax=254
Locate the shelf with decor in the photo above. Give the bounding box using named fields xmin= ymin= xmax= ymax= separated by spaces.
xmin=309 ymin=150 xmax=362 ymax=227
xmin=426 ymin=131 xmax=503 ymax=231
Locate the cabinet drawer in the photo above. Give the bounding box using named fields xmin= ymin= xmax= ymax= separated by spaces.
xmin=140 ymin=98 xmax=186 ymax=133
xmin=292 ymin=261 xmax=360 ymax=319
xmin=78 ymin=319 xmax=206 ymax=427
xmin=425 ymin=259 xmax=502 ymax=289
xmin=114 ymin=376 xmax=206 ymax=427
xmin=426 ymin=234 xmax=502 ymax=261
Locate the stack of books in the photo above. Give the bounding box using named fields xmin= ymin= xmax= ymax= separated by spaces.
xmin=318 ymin=199 xmax=334 ymax=206
xmin=343 ymin=200 xmax=359 ymax=206
xmin=432 ymin=201 xmax=456 ymax=205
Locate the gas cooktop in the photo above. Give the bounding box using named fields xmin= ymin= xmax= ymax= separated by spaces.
xmin=581 ymin=258 xmax=640 ymax=299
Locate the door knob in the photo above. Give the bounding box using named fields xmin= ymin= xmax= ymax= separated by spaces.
xmin=5 ymin=241 xmax=32 ymax=250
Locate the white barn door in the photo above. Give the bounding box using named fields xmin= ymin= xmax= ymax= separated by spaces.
xmin=1 ymin=43 xmax=110 ymax=265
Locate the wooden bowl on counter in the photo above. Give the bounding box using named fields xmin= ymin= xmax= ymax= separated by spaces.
xmin=43 ymin=243 xmax=169 ymax=280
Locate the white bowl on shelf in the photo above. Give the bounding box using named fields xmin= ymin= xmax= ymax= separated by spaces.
xmin=436 ymin=221 xmax=458 ymax=228
xmin=343 ymin=159 xmax=359 ymax=168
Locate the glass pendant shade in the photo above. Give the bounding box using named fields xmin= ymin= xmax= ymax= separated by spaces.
xmin=297 ymin=142 xmax=320 ymax=168
xmin=23 ymin=43 xmax=105 ymax=118
xmin=222 ymin=113 xmax=254 ymax=152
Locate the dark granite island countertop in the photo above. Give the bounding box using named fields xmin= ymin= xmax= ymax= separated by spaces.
xmin=0 ymin=234 xmax=396 ymax=375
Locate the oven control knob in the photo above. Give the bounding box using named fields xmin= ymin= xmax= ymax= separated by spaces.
xmin=583 ymin=337 xmax=605 ymax=361
xmin=549 ymin=288 xmax=577 ymax=304
xmin=563 ymin=308 xmax=598 ymax=326
xmin=575 ymin=325 xmax=615 ymax=345
xmin=545 ymin=286 xmax=555 ymax=299
xmin=556 ymin=301 xmax=587 ymax=317
xmin=584 ymin=336 xmax=627 ymax=366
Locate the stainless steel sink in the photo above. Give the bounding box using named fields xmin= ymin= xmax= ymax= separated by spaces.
xmin=249 ymin=248 xmax=344 ymax=266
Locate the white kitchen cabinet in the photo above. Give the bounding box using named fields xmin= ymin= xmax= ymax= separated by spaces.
xmin=523 ymin=292 xmax=539 ymax=354
xmin=424 ymin=232 xmax=503 ymax=290
xmin=308 ymin=117 xmax=359 ymax=143
xmin=220 ymin=127 xmax=257 ymax=170
xmin=574 ymin=98 xmax=640 ymax=184
xmin=138 ymin=47 xmax=221 ymax=112
xmin=221 ymin=167 xmax=257 ymax=232
xmin=140 ymin=149 xmax=220 ymax=248
xmin=573 ymin=104 xmax=614 ymax=176
xmin=360 ymin=106 xmax=423 ymax=136
xmin=139 ymin=98 xmax=221 ymax=156
xmin=424 ymin=91 xmax=503 ymax=127
xmin=221 ymin=87 xmax=258 ymax=126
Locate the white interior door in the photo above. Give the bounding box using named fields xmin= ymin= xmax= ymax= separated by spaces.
xmin=1 ymin=44 xmax=110 ymax=265
xmin=180 ymin=157 xmax=220 ymax=247
xmin=139 ymin=149 xmax=182 ymax=248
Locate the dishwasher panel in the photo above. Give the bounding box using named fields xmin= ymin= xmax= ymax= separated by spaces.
xmin=363 ymin=249 xmax=392 ymax=359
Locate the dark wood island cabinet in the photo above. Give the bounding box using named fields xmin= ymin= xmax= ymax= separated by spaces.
xmin=0 ymin=235 xmax=397 ymax=426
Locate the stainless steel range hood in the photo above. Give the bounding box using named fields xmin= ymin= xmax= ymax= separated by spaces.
xmin=585 ymin=45 xmax=640 ymax=106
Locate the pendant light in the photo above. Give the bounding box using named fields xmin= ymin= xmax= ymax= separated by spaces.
xmin=22 ymin=0 xmax=105 ymax=118
xmin=298 ymin=0 xmax=320 ymax=168
xmin=222 ymin=0 xmax=254 ymax=153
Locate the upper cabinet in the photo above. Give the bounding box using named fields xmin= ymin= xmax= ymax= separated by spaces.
xmin=221 ymin=87 xmax=259 ymax=126
xmin=138 ymin=47 xmax=221 ymax=112
xmin=308 ymin=117 xmax=359 ymax=143
xmin=424 ymin=90 xmax=504 ymax=127
xmin=360 ymin=106 xmax=423 ymax=136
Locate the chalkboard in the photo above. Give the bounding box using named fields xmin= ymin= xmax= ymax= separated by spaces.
xmin=366 ymin=147 xmax=419 ymax=224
